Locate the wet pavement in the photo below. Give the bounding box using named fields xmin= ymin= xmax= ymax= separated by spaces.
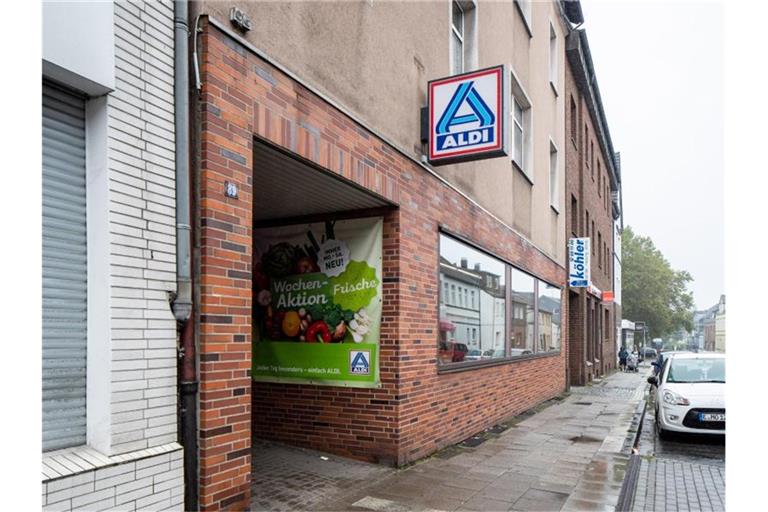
xmin=250 ymin=439 xmax=392 ymax=511
xmin=251 ymin=369 xmax=649 ymax=511
xmin=629 ymin=373 xmax=725 ymax=511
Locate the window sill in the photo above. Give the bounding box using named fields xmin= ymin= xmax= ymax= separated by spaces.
xmin=512 ymin=159 xmax=534 ymax=186
xmin=550 ymin=80 xmax=559 ymax=97
xmin=42 ymin=442 xmax=182 ymax=483
xmin=437 ymin=350 xmax=562 ymax=374
xmin=550 ymin=204 xmax=560 ymax=215
xmin=571 ymin=138 xmax=578 ymax=151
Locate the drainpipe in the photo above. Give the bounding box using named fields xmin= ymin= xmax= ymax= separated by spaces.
xmin=172 ymin=1 xmax=198 ymax=511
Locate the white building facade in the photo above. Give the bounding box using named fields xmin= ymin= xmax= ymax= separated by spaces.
xmin=42 ymin=1 xmax=183 ymax=509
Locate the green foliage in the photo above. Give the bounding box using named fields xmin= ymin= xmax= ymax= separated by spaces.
xmin=622 ymin=226 xmax=694 ymax=339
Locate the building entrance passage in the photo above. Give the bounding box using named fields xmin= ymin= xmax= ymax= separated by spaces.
xmin=248 ymin=139 xmax=395 ymax=499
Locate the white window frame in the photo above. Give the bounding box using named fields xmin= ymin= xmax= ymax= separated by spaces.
xmin=515 ymin=0 xmax=533 ymax=37
xmin=509 ymin=66 xmax=533 ymax=182
xmin=549 ymin=21 xmax=558 ymax=95
xmin=450 ymin=1 xmax=477 ymax=75
xmin=549 ymin=138 xmax=560 ymax=212
xmin=451 ymin=1 xmax=464 ymax=74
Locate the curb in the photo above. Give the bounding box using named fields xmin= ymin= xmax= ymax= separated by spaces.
xmin=615 ymin=384 xmax=649 ymax=512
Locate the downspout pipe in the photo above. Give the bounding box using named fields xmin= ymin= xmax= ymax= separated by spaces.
xmin=173 ymin=2 xmax=198 ymax=511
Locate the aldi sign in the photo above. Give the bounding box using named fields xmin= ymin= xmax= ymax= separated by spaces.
xmin=428 ymin=66 xmax=507 ymax=165
xmin=568 ymin=237 xmax=591 ymax=287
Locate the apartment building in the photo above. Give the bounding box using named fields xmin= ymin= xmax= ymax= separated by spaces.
xmin=563 ymin=23 xmax=622 ymax=385
xmin=42 ymin=2 xmax=183 ymax=509
xmin=185 ymin=0 xmax=573 ymax=508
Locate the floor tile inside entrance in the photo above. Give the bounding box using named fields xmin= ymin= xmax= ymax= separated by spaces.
xmin=251 ymin=439 xmax=393 ymax=511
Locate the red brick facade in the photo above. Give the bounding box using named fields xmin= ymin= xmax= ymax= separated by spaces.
xmin=564 ymin=48 xmax=617 ymax=386
xmin=195 ymin=22 xmax=568 ymax=510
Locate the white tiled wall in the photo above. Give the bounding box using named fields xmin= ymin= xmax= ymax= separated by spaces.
xmin=43 ymin=449 xmax=183 ymax=512
xmin=107 ymin=0 xmax=178 ymax=455
xmin=44 ymin=1 xmax=183 ymax=509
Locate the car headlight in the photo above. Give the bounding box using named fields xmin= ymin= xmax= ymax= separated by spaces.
xmin=662 ymin=390 xmax=690 ymax=406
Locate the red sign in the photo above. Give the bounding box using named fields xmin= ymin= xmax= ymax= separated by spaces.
xmin=602 ymin=291 xmax=615 ymax=303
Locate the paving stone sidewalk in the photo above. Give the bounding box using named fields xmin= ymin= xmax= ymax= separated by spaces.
xmin=308 ymin=370 xmax=649 ymax=512
xmin=630 ymin=459 xmax=725 ymax=512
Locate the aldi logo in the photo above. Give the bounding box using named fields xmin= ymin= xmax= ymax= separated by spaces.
xmin=349 ymin=350 xmax=370 ymax=375
xmin=428 ymin=66 xmax=507 ymax=165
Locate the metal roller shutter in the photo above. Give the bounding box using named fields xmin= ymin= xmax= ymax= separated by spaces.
xmin=42 ymin=82 xmax=87 ymax=451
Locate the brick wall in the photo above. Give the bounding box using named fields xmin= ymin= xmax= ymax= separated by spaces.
xmin=196 ymin=22 xmax=567 ymax=510
xmin=564 ymin=47 xmax=616 ymax=384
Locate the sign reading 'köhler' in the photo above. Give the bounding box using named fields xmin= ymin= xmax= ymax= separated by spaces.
xmin=568 ymin=237 xmax=591 ymax=287
xmin=428 ymin=65 xmax=508 ymax=165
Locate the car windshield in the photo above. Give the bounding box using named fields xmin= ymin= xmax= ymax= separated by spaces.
xmin=666 ymin=358 xmax=725 ymax=383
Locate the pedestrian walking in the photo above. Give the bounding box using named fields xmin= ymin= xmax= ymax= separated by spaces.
xmin=619 ymin=346 xmax=629 ymax=371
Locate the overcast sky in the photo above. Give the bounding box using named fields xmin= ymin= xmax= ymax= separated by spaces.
xmin=580 ymin=0 xmax=724 ymax=310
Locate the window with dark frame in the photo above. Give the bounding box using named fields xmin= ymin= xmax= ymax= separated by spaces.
xmin=584 ymin=124 xmax=589 ymax=167
xmin=571 ymin=195 xmax=578 ymax=235
xmin=570 ymin=97 xmax=577 ymax=144
xmin=438 ymin=233 xmax=561 ymax=368
xmin=598 ymin=232 xmax=602 ymax=268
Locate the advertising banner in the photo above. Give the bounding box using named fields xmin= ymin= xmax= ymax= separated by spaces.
xmin=428 ymin=65 xmax=508 ymax=165
xmin=568 ymin=237 xmax=590 ymax=287
xmin=252 ymin=217 xmax=383 ymax=388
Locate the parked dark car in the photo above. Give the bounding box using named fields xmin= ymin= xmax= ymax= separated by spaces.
xmin=641 ymin=347 xmax=658 ymax=360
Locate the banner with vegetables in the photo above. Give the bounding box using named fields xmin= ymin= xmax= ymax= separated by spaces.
xmin=252 ymin=217 xmax=383 ymax=387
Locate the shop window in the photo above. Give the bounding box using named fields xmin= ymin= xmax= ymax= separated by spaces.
xmin=439 ymin=233 xmax=506 ymax=365
xmin=510 ymin=268 xmax=535 ymax=356
xmin=538 ymin=281 xmax=562 ymax=352
xmin=438 ymin=233 xmax=560 ymax=368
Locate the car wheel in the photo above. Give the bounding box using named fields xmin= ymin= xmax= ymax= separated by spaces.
xmin=655 ymin=409 xmax=671 ymax=441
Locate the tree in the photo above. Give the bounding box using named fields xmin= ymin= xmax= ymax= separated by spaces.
xmin=622 ymin=226 xmax=694 ymax=339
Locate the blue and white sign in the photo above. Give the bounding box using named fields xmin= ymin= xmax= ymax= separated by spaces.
xmin=568 ymin=238 xmax=591 ymax=287
xmin=428 ymin=66 xmax=507 ymax=165
xmin=349 ymin=350 xmax=370 ymax=375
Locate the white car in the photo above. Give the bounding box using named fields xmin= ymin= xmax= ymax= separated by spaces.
xmin=647 ymin=352 xmax=725 ymax=438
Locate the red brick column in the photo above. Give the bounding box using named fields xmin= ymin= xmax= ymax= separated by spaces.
xmin=197 ymin=25 xmax=255 ymax=511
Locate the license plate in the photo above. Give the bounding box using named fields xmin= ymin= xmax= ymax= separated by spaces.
xmin=699 ymin=413 xmax=725 ymax=422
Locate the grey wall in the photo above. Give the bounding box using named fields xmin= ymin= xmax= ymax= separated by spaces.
xmin=193 ymin=0 xmax=567 ymax=266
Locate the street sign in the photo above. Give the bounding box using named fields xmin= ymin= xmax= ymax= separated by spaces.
xmin=428 ymin=66 xmax=507 ymax=165
xmin=568 ymin=237 xmax=590 ymax=287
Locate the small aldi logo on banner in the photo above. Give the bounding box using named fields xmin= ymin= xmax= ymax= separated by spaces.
xmin=568 ymin=237 xmax=591 ymax=287
xmin=428 ymin=66 xmax=508 ymax=165
xmin=349 ymin=350 xmax=370 ymax=375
